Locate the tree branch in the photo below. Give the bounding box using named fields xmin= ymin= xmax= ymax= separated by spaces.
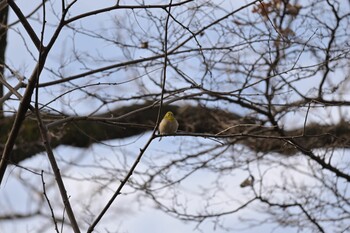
xmin=7 ymin=0 xmax=42 ymax=50
xmin=1 ymin=103 xmax=349 ymax=165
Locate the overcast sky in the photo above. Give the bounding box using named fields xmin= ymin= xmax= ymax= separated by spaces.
xmin=1 ymin=1 xmax=347 ymax=233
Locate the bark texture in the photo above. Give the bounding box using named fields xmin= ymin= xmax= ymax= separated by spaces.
xmin=1 ymin=103 xmax=349 ymax=164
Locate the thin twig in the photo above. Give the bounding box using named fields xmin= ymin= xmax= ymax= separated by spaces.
xmin=41 ymin=170 xmax=60 ymax=233
xmin=87 ymin=1 xmax=174 ymax=232
xmin=303 ymin=101 xmax=312 ymax=136
xmin=34 ymin=1 xmax=81 ymax=232
xmin=156 ymin=0 xmax=173 ymax=132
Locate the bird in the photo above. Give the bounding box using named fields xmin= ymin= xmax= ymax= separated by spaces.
xmin=240 ymin=175 xmax=254 ymax=188
xmin=158 ymin=111 xmax=179 ymax=140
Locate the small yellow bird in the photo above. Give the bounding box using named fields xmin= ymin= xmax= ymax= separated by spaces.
xmin=240 ymin=175 xmax=254 ymax=188
xmin=158 ymin=111 xmax=179 ymax=140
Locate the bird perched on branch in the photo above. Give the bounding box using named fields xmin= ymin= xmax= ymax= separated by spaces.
xmin=240 ymin=175 xmax=254 ymax=188
xmin=158 ymin=111 xmax=179 ymax=140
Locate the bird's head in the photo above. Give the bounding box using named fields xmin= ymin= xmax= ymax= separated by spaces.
xmin=164 ymin=111 xmax=175 ymax=121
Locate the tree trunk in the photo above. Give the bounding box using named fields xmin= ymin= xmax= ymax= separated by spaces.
xmin=0 ymin=6 xmax=8 ymax=118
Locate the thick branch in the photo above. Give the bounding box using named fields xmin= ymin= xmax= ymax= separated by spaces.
xmin=1 ymin=104 xmax=350 ymax=166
